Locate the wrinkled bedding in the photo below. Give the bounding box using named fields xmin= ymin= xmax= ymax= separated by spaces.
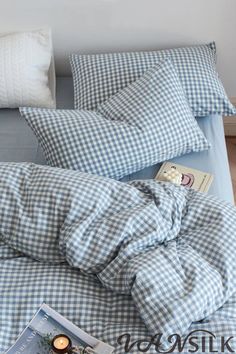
xmin=0 ymin=163 xmax=236 ymax=353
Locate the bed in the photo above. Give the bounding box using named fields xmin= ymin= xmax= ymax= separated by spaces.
xmin=0 ymin=77 xmax=236 ymax=354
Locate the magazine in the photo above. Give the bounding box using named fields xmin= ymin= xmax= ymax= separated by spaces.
xmin=155 ymin=162 xmax=213 ymax=193
xmin=5 ymin=303 xmax=114 ymax=354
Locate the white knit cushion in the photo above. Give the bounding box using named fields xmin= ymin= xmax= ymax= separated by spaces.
xmin=0 ymin=28 xmax=56 ymax=109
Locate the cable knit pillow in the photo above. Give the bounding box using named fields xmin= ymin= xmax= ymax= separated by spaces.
xmin=20 ymin=58 xmax=209 ymax=179
xmin=0 ymin=28 xmax=55 ymax=108
xmin=70 ymin=42 xmax=236 ymax=117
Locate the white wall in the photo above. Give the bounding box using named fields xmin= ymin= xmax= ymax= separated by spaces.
xmin=1 ymin=0 xmax=236 ymax=96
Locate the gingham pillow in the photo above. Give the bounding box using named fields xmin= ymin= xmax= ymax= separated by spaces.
xmin=70 ymin=42 xmax=236 ymax=117
xmin=20 ymin=58 xmax=209 ymax=180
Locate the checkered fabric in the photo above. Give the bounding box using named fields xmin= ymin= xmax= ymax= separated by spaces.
xmin=20 ymin=58 xmax=209 ymax=180
xmin=1 ymin=163 xmax=236 ymax=353
xmin=70 ymin=42 xmax=236 ymax=117
xmin=0 ymin=162 xmax=143 ymax=263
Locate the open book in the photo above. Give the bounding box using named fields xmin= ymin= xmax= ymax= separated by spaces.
xmin=5 ymin=304 xmax=114 ymax=354
xmin=155 ymin=162 xmax=213 ymax=193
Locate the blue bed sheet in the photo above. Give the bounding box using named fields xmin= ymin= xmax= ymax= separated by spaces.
xmin=0 ymin=77 xmax=233 ymax=204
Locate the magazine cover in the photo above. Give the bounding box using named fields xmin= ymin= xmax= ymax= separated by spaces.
xmin=5 ymin=304 xmax=114 ymax=354
xmin=155 ymin=162 xmax=214 ymax=193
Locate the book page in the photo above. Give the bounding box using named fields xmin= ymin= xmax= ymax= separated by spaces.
xmin=156 ymin=162 xmax=213 ymax=193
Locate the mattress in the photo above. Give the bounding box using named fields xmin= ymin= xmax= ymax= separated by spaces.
xmin=0 ymin=77 xmax=233 ymax=204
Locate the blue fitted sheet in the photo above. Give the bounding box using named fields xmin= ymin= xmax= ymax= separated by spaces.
xmin=0 ymin=77 xmax=233 ymax=204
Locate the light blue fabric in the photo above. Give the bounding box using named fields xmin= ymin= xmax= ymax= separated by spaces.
xmin=20 ymin=60 xmax=209 ymax=180
xmin=0 ymin=77 xmax=233 ymax=203
xmin=1 ymin=162 xmax=236 ymax=352
xmin=70 ymin=43 xmax=236 ymax=116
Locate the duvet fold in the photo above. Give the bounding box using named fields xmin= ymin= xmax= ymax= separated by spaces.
xmin=0 ymin=162 xmax=236 ymax=346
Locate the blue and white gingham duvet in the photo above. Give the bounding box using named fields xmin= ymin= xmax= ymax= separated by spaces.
xmin=0 ymin=163 xmax=236 ymax=353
